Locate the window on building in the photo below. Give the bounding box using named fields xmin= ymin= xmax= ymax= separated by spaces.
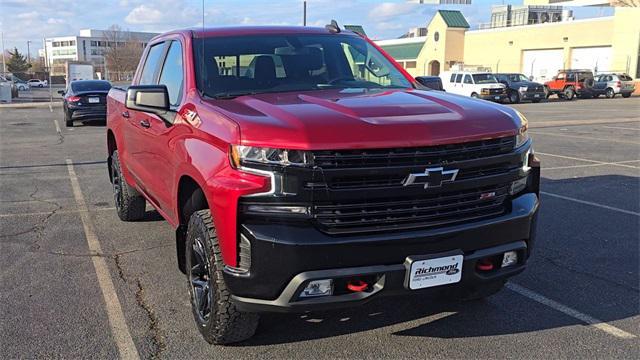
xmin=70 ymin=40 xmax=76 ymax=46
xmin=91 ymin=41 xmax=98 ymax=46
xmin=139 ymin=42 xmax=165 ymax=85
xmin=158 ymin=41 xmax=184 ymax=107
xmin=53 ymin=41 xmax=60 ymax=47
xmin=405 ymin=61 xmax=417 ymax=69
xmin=434 ymin=32 xmax=439 ymax=42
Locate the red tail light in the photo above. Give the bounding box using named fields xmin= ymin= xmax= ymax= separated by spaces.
xmin=68 ymin=96 xmax=81 ymax=102
xmin=616 ymin=81 xmax=621 ymax=88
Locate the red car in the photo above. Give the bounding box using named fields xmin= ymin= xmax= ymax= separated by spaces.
xmin=107 ymin=24 xmax=540 ymax=344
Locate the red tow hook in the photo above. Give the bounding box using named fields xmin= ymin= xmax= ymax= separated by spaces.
xmin=476 ymin=258 xmax=494 ymax=272
xmin=347 ymin=279 xmax=368 ymax=292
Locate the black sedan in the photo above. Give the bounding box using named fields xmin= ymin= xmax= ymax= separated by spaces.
xmin=415 ymin=76 xmax=445 ymax=91
xmin=58 ymin=80 xmax=111 ymax=127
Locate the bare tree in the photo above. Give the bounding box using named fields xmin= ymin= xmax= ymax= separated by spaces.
xmin=103 ymin=25 xmax=144 ymax=81
xmin=613 ymin=0 xmax=639 ymax=6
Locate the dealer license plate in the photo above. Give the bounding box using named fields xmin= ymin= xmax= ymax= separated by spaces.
xmin=88 ymin=97 xmax=100 ymax=103
xmin=407 ymin=255 xmax=463 ymax=290
xmin=534 ymin=94 xmax=540 ymax=98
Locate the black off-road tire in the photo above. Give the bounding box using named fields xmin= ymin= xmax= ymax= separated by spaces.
xmin=622 ymin=93 xmax=631 ymax=98
xmin=563 ymin=87 xmax=575 ymax=100
xmin=185 ymin=209 xmax=259 ymax=345
xmin=111 ymin=150 xmax=146 ymax=221
xmin=471 ymin=92 xmax=479 ymax=99
xmin=441 ymin=279 xmax=506 ymax=302
xmin=509 ymin=91 xmax=520 ymax=104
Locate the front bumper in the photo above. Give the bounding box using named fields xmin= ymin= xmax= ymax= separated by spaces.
xmin=479 ymin=93 xmax=507 ymax=101
xmin=226 ymin=192 xmax=539 ymax=313
xmin=520 ymin=91 xmax=545 ymax=101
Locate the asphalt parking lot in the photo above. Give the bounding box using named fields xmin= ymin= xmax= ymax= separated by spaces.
xmin=1 ymin=97 xmax=638 ymax=358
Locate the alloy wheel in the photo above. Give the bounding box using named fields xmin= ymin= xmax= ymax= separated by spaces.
xmin=190 ymin=237 xmax=212 ymax=323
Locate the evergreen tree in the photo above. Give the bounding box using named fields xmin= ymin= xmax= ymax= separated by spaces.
xmin=7 ymin=47 xmax=31 ymax=73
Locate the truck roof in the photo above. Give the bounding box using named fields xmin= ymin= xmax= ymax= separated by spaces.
xmin=157 ymin=26 xmax=359 ymax=41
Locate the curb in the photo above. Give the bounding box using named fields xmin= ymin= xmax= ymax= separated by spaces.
xmin=0 ymin=102 xmax=63 ymax=109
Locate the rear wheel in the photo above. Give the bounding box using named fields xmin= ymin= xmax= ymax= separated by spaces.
xmin=186 ymin=209 xmax=259 ymax=344
xmin=471 ymin=92 xmax=479 ymax=99
xmin=605 ymin=88 xmax=615 ymax=99
xmin=65 ymin=109 xmax=74 ymax=127
xmin=111 ymin=150 xmax=146 ymax=221
xmin=622 ymin=93 xmax=631 ymax=98
xmin=563 ymin=87 xmax=575 ymax=100
xmin=509 ymin=91 xmax=520 ymax=104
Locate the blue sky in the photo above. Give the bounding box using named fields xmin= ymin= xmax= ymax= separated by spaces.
xmin=0 ymin=0 xmax=613 ymax=55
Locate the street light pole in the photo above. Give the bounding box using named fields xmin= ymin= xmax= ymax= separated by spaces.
xmin=1 ymin=32 xmax=6 ymax=75
xmin=303 ymin=1 xmax=307 ymax=26
xmin=27 ymin=40 xmax=31 ymax=65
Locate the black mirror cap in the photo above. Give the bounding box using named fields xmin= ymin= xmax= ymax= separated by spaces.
xmin=57 ymin=90 xmax=65 ymax=95
xmin=126 ymin=85 xmax=170 ymax=113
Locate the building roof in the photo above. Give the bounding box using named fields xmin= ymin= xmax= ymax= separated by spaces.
xmin=344 ymin=25 xmax=367 ymax=36
xmin=438 ymin=10 xmax=470 ymax=28
xmin=379 ymin=42 xmax=425 ymax=60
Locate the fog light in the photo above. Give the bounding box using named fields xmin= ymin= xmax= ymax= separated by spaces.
xmin=509 ymin=177 xmax=528 ymax=195
xmin=300 ymin=279 xmax=333 ymax=298
xmin=502 ymin=251 xmax=518 ymax=268
xmin=245 ymin=205 xmax=309 ymax=215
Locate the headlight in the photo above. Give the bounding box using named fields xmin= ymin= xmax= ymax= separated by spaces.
xmin=230 ymin=145 xmax=313 ymax=168
xmin=515 ymin=110 xmax=529 ymax=148
xmin=518 ymin=86 xmax=528 ymax=92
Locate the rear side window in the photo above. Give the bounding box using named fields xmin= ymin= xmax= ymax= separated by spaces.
xmin=158 ymin=41 xmax=184 ymax=106
xmin=455 ymin=74 xmax=463 ymax=83
xmin=139 ymin=42 xmax=165 ymax=85
xmin=450 ymin=73 xmax=456 ymax=82
xmin=619 ymin=74 xmax=632 ymax=81
xmin=463 ymin=75 xmax=473 ymax=84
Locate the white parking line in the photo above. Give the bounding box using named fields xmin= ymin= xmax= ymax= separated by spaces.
xmin=541 ymin=191 xmax=640 ymax=216
xmin=536 ymin=152 xmax=640 ymax=169
xmin=543 ymin=159 xmax=640 ymax=171
xmin=53 ymin=119 xmax=61 ymax=135
xmin=603 ymin=125 xmax=640 ymax=131
xmin=65 ymin=159 xmax=140 ymax=360
xmin=507 ymin=283 xmax=636 ymax=339
xmin=531 ymin=131 xmax=640 ymax=145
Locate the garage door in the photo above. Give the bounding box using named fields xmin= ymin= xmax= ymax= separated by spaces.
xmin=522 ymin=49 xmax=563 ymax=83
xmin=571 ymin=46 xmax=612 ymax=74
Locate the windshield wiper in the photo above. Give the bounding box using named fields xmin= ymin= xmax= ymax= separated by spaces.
xmin=211 ymin=91 xmax=259 ymax=99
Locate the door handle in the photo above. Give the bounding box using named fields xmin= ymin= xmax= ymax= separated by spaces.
xmin=121 ymin=111 xmax=130 ymax=118
xmin=139 ymin=119 xmax=151 ymax=128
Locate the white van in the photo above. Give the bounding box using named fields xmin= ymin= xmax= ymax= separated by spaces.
xmin=440 ymin=71 xmax=507 ymax=102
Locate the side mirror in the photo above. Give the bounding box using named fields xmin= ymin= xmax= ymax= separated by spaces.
xmin=126 ymin=85 xmax=174 ymax=124
xmin=57 ymin=90 xmax=65 ymax=95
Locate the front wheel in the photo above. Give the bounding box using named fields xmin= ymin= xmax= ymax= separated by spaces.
xmin=471 ymin=93 xmax=479 ymax=99
xmin=111 ymin=150 xmax=146 ymax=221
xmin=186 ymin=209 xmax=259 ymax=344
xmin=509 ymin=91 xmax=520 ymax=104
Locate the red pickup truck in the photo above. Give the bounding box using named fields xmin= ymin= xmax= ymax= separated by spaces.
xmin=107 ymin=24 xmax=540 ymax=344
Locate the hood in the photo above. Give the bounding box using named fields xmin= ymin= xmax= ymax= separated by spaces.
xmin=204 ymin=88 xmax=520 ymax=150
xmin=512 ymin=80 xmax=542 ymax=87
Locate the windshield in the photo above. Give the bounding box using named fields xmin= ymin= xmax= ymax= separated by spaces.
xmin=71 ymin=81 xmax=111 ymax=92
xmin=507 ymin=74 xmax=529 ymax=82
xmin=193 ymin=34 xmax=412 ymax=98
xmin=472 ymin=74 xmax=498 ymax=84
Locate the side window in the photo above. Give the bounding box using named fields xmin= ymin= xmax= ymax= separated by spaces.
xmin=450 ymin=73 xmax=456 ymax=82
xmin=556 ymin=73 xmax=565 ymax=80
xmin=455 ymin=74 xmax=463 ymax=83
xmin=566 ymin=73 xmax=575 ymax=82
xmin=606 ymin=75 xmax=613 ymax=82
xmin=158 ymin=41 xmax=184 ymax=107
xmin=139 ymin=42 xmax=165 ymax=85
xmin=463 ymin=74 xmax=473 ymax=84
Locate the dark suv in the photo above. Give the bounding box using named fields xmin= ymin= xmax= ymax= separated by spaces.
xmin=495 ymin=73 xmax=545 ymax=103
xmin=544 ymin=69 xmax=595 ymax=100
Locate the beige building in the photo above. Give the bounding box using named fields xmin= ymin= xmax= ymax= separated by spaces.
xmin=376 ymin=7 xmax=640 ymax=81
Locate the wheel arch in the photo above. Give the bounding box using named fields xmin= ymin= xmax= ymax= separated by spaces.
xmin=175 ymin=175 xmax=210 ymax=273
xmin=107 ymin=130 xmax=117 ymax=183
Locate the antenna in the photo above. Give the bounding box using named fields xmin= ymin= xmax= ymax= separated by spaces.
xmin=325 ymin=20 xmax=341 ymax=33
xmin=200 ymin=0 xmax=205 ymax=95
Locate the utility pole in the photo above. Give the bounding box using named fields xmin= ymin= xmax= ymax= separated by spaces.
xmin=303 ymin=1 xmax=307 ymax=26
xmin=27 ymin=40 xmax=32 ymax=65
xmin=43 ymin=37 xmax=52 ymax=102
xmin=1 ymin=32 xmax=6 ymax=75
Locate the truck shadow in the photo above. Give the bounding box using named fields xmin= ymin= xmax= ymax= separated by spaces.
xmin=237 ymin=174 xmax=639 ymax=346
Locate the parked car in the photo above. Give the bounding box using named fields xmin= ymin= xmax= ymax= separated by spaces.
xmin=495 ymin=73 xmax=545 ymax=103
xmin=415 ymin=76 xmax=445 ymax=91
xmin=440 ymin=71 xmax=507 ymax=102
xmin=0 ymin=75 xmax=18 ymax=98
xmin=27 ymin=79 xmax=47 ymax=87
xmin=13 ymin=78 xmax=30 ymax=91
xmin=544 ymin=69 xmax=595 ymax=100
xmin=107 ymin=25 xmax=540 ymax=344
xmin=58 ymin=80 xmax=111 ymax=127
xmin=591 ymin=73 xmax=635 ymax=98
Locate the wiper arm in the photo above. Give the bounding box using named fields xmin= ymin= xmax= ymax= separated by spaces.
xmin=211 ymin=91 xmax=258 ymax=99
